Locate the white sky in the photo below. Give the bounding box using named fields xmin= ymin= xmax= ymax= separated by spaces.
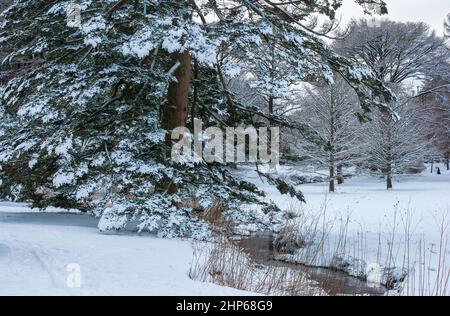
xmin=337 ymin=0 xmax=450 ymax=35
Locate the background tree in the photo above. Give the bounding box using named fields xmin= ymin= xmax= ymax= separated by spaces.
xmin=288 ymin=75 xmax=363 ymax=192
xmin=363 ymin=85 xmax=429 ymax=182
xmin=335 ymin=19 xmax=445 ymax=189
xmin=419 ymin=62 xmax=450 ymax=170
xmin=445 ymin=13 xmax=450 ymax=38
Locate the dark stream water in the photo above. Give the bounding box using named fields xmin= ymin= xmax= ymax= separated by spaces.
xmin=237 ymin=234 xmax=387 ymax=296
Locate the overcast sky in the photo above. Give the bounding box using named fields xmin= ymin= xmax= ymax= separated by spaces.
xmin=337 ymin=0 xmax=450 ymax=35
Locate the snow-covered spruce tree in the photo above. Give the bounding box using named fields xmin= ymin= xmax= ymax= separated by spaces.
xmin=336 ymin=19 xmax=444 ymax=189
xmin=288 ymin=75 xmax=363 ymax=192
xmin=0 ymin=0 xmax=393 ymax=237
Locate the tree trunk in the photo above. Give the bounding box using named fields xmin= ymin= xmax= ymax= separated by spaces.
xmin=329 ymin=166 xmax=335 ymax=193
xmin=162 ymin=50 xmax=191 ymax=145
xmin=380 ymin=96 xmax=394 ymax=190
xmin=161 ymin=51 xmax=191 ymax=193
xmin=387 ymin=175 xmax=393 ymax=189
xmin=446 ymin=152 xmax=449 ymax=171
xmin=430 ymin=160 xmax=434 ymax=174
xmin=337 ymin=164 xmax=344 ymax=184
xmin=386 ymin=165 xmax=393 ymax=189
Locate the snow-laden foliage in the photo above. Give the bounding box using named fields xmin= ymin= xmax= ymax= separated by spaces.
xmin=0 ymin=0 xmax=394 ymax=237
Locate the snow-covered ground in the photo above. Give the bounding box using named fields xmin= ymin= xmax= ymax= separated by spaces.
xmin=0 ymin=204 xmax=252 ymax=296
xmin=1 ymin=165 xmax=449 ymax=295
xmin=242 ymin=164 xmax=450 ymax=295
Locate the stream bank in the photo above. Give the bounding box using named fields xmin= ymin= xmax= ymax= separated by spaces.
xmin=237 ymin=234 xmax=388 ymax=296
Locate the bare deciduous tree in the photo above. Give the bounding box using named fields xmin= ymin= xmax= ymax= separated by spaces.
xmin=335 ymin=19 xmax=445 ymax=189
xmin=288 ymin=75 xmax=363 ymax=192
xmin=363 ymin=86 xmax=429 ymax=183
xmin=420 ymin=62 xmax=450 ymax=170
xmin=445 ymin=13 xmax=450 ymax=38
